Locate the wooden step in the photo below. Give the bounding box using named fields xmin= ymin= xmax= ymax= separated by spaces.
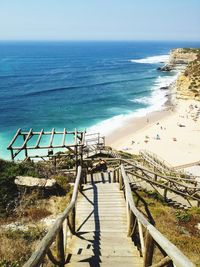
xmin=67 ymin=255 xmax=143 ymax=266
xmin=66 ymin=245 xmax=138 ymax=257
xmin=68 ymin=182 xmax=142 ymax=266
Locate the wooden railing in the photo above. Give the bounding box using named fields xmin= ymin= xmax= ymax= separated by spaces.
xmin=84 ymin=132 xmax=105 ymax=147
xmin=24 ymin=157 xmax=198 ymax=267
xmin=91 ymin=157 xmax=200 ymax=202
xmin=121 ymin=158 xmax=200 ymax=204
xmin=119 ymin=164 xmax=196 ymax=267
xmin=85 ymin=157 xmax=200 ymax=204
xmin=23 ymin=166 xmax=82 ymax=267
xmin=174 ymin=160 xmax=200 ymax=170
xmin=140 ymin=149 xmax=186 ymax=176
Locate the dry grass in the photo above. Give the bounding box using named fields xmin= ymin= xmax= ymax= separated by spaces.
xmin=0 ymin=186 xmax=73 ymax=266
xmin=0 ymin=227 xmax=45 ymax=266
xmin=15 ymin=190 xmax=52 ymax=222
xmin=138 ymin=191 xmax=200 ymax=266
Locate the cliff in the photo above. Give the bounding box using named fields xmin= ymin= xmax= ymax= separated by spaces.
xmin=168 ymin=48 xmax=198 ymax=66
xmin=159 ymin=48 xmax=200 ymax=101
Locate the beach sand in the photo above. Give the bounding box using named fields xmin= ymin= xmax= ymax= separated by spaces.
xmin=106 ymin=99 xmax=200 ymax=167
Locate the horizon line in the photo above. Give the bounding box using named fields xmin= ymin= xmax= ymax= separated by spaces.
xmin=0 ymin=39 xmax=200 ymax=43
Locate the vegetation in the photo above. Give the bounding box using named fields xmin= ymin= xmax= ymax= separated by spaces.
xmin=136 ymin=190 xmax=200 ymax=266
xmin=0 ymin=157 xmax=74 ymax=266
xmin=181 ymin=48 xmax=200 ymax=53
xmin=0 ymin=159 xmax=49 ymax=217
xmin=182 ymin=48 xmax=200 ymax=99
xmin=0 ymin=227 xmax=46 ymax=267
xmin=0 ymin=154 xmax=75 ymax=217
xmin=51 ymin=174 xmax=71 ymax=193
xmin=118 ymin=150 xmax=140 ymax=160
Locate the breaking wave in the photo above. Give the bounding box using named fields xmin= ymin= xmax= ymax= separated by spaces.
xmin=130 ymin=54 xmax=169 ymax=64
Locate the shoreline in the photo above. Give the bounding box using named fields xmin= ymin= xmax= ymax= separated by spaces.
xmin=106 ymin=67 xmax=200 ymax=167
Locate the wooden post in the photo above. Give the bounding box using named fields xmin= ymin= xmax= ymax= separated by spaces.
xmin=138 ymin=220 xmax=145 ymax=256
xmin=11 ymin=149 xmax=14 ymax=161
xmin=56 ymin=227 xmax=65 ymax=267
xmin=63 ymin=219 xmax=68 ymax=252
xmin=113 ymin=170 xmax=116 ymax=183
xmin=119 ymin=171 xmax=123 ymax=190
xmin=79 ymin=173 xmax=83 ymax=192
xmin=127 ymin=205 xmax=134 ymax=237
xmin=68 ymin=207 xmax=76 ymax=234
xmin=117 ymin=169 xmax=119 ymax=183
xmin=163 ymin=188 xmax=167 ymax=201
xmin=83 ymin=168 xmax=87 ymax=184
xmin=75 ymin=146 xmax=78 ymax=173
xmin=23 ymin=135 xmax=28 ymax=159
xmin=143 ymin=231 xmax=154 ymax=267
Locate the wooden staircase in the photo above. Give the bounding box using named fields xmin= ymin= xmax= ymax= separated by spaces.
xmin=23 ymin=166 xmax=196 ymax=267
xmin=66 ymin=176 xmax=143 ymax=266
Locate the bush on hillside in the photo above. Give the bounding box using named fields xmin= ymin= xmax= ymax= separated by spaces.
xmin=0 ymin=160 xmax=40 ymax=217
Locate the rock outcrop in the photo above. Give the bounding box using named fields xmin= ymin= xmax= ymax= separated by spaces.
xmin=159 ymin=48 xmax=200 ymax=101
xmin=15 ymin=176 xmax=57 ymax=189
xmin=158 ymin=48 xmax=199 ymax=72
xmin=168 ymin=48 xmax=198 ymax=65
xmin=176 ymin=50 xmax=200 ymax=101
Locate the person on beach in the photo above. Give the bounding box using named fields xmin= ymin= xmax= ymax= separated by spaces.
xmin=156 ymin=134 xmax=160 ymax=140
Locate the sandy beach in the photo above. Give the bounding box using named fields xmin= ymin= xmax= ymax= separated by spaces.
xmin=107 ymin=98 xmax=200 ymax=167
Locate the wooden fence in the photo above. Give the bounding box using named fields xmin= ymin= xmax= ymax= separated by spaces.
xmin=23 ymin=166 xmax=82 ymax=267
xmin=117 ymin=164 xmax=196 ymax=267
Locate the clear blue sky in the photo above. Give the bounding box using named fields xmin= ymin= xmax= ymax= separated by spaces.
xmin=0 ymin=0 xmax=200 ymax=41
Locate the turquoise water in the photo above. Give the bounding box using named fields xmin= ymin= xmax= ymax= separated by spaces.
xmin=0 ymin=41 xmax=200 ymax=159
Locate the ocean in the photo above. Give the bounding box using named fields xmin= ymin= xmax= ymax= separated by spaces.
xmin=0 ymin=41 xmax=200 ymax=159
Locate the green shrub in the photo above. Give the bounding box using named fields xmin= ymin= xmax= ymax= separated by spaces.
xmin=0 ymin=260 xmax=20 ymax=267
xmin=5 ymin=227 xmax=45 ymax=242
xmin=0 ymin=159 xmax=40 ymax=216
xmin=175 ymin=211 xmax=191 ymax=223
xmin=52 ymin=175 xmax=71 ymax=193
xmin=145 ymin=190 xmax=165 ymax=202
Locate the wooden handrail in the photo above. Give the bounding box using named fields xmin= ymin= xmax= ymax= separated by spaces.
xmin=120 ymin=164 xmax=195 ymax=267
xmin=121 ymin=158 xmax=200 ymax=185
xmin=23 ymin=166 xmax=82 ymax=267
xmin=174 ymin=160 xmax=200 ymax=170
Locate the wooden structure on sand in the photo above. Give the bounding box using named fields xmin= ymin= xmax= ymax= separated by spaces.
xmin=7 ymin=128 xmax=85 ymax=162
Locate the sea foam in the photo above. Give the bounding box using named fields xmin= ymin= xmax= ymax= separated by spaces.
xmin=88 ymin=70 xmax=179 ymax=136
xmin=130 ymin=55 xmax=169 ymax=64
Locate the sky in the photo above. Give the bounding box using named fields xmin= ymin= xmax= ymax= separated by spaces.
xmin=0 ymin=0 xmax=200 ymax=41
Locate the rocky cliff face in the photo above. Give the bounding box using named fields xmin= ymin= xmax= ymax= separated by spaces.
xmin=168 ymin=48 xmax=198 ymax=66
xmin=159 ymin=48 xmax=200 ymax=101
xmin=175 ymin=49 xmax=200 ymax=101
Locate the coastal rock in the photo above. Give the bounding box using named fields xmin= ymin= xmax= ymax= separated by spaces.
xmin=157 ymin=65 xmax=173 ymax=72
xmin=15 ymin=176 xmax=57 ymax=189
xmin=160 ymin=86 xmax=169 ymax=90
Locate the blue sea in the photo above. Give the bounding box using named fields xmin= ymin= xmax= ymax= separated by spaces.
xmin=0 ymin=41 xmax=200 ymax=159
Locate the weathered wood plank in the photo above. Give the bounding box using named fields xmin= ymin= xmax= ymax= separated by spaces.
xmin=36 ymin=129 xmax=44 ymax=147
